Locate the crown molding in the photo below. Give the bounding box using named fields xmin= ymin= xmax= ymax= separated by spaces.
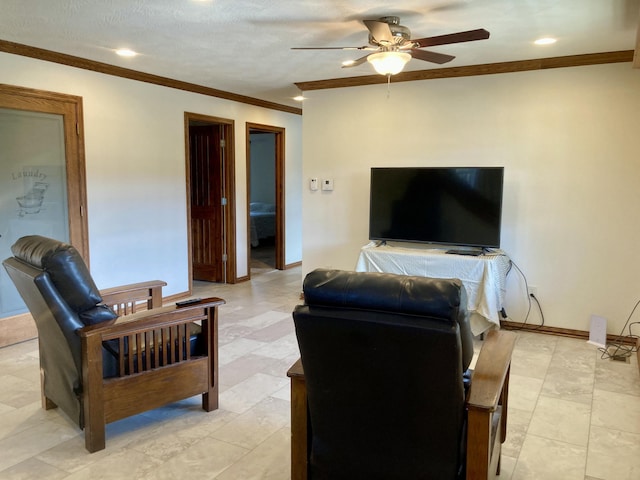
xmin=295 ymin=50 xmax=635 ymax=92
xmin=2 ymin=38 xmax=634 ymax=106
xmin=0 ymin=39 xmax=302 ymax=116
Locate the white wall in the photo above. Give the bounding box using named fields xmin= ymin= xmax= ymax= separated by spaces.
xmin=301 ymin=62 xmax=640 ymax=335
xmin=0 ymin=52 xmax=302 ymax=295
xmin=249 ymin=133 xmax=276 ymax=204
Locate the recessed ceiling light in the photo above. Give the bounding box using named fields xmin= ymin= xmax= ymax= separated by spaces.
xmin=115 ymin=48 xmax=137 ymax=57
xmin=534 ymin=37 xmax=557 ymax=45
xmin=293 ymin=95 xmax=306 ymax=102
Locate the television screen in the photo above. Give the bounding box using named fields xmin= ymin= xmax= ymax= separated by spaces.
xmin=369 ymin=167 xmax=504 ymax=248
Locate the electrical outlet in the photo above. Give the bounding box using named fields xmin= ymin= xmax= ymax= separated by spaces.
xmin=528 ymin=285 xmax=537 ymax=297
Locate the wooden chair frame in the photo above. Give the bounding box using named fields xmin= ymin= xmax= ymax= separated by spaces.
xmin=74 ymin=282 xmax=223 ymax=452
xmin=287 ymin=329 xmax=516 ymax=480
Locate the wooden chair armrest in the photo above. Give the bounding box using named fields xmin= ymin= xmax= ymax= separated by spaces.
xmin=467 ymin=329 xmax=516 ymax=412
xmin=79 ymin=297 xmax=225 ymax=339
xmin=287 ymin=358 xmax=304 ymax=378
xmin=100 ymin=280 xmax=167 ymax=314
xmin=466 ymin=329 xmax=516 ymax=479
xmin=288 ymin=358 xmax=308 ymax=480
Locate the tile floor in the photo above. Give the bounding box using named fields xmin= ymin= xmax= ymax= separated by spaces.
xmin=1 ymin=265 xmax=639 ymax=479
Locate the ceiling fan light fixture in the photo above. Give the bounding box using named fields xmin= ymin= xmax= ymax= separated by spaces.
xmin=367 ymin=51 xmax=411 ymax=76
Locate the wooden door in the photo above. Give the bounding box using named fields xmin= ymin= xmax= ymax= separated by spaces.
xmin=190 ymin=125 xmax=224 ymax=282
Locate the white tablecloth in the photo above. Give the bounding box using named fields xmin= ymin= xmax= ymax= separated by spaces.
xmin=355 ymin=243 xmax=511 ymax=335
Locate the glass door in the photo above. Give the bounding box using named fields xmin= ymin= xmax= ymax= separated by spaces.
xmin=0 ymin=85 xmax=88 ymax=346
xmin=0 ymin=108 xmax=70 ymax=318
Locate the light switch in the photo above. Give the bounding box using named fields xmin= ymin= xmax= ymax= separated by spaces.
xmin=310 ymin=178 xmax=318 ymax=191
xmin=322 ymin=179 xmax=334 ymax=191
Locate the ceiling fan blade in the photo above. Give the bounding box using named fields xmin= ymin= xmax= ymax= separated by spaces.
xmin=410 ymin=49 xmax=456 ymax=64
xmin=413 ymin=28 xmax=490 ymax=48
xmin=363 ymin=19 xmax=394 ymax=44
xmin=341 ymin=54 xmax=370 ymax=68
xmin=291 ymin=46 xmax=369 ymax=50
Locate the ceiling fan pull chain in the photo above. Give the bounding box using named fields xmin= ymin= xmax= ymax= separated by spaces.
xmin=386 ymin=74 xmax=391 ymax=99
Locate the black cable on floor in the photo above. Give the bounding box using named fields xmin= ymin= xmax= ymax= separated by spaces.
xmin=598 ymin=299 xmax=640 ymax=360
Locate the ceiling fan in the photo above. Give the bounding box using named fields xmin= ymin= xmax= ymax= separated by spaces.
xmin=292 ymin=16 xmax=489 ymax=76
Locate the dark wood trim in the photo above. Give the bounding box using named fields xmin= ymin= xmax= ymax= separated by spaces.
xmin=295 ymin=50 xmax=635 ymax=92
xmin=0 ymin=39 xmax=302 ymax=116
xmin=634 ymin=15 xmax=640 ymax=68
xmin=184 ymin=114 xmax=195 ymax=292
xmin=64 ymin=94 xmax=88 ymax=256
xmin=286 ymin=261 xmax=302 ymax=270
xmin=500 ymin=320 xmax=637 ymax=346
xmin=274 ymin=129 xmax=285 ymax=270
xmin=246 ymin=123 xmax=286 ymax=275
xmin=224 ymin=122 xmax=238 ymax=283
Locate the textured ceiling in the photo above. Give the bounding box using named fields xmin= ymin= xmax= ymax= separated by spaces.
xmin=1 ymin=0 xmax=639 ymax=108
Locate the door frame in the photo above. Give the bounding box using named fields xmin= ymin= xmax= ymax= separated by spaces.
xmin=246 ymin=122 xmax=285 ymax=273
xmin=0 ymin=83 xmax=89 ymax=346
xmin=184 ymin=112 xmax=236 ymax=289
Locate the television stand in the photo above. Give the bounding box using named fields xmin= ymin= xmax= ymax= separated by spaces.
xmin=356 ymin=243 xmax=510 ymax=335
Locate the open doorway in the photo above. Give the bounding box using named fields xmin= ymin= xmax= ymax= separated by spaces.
xmin=246 ymin=123 xmax=285 ymax=277
xmin=185 ymin=113 xmax=236 ymax=290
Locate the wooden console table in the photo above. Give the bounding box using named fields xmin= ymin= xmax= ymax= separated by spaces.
xmin=356 ymin=243 xmax=511 ymax=335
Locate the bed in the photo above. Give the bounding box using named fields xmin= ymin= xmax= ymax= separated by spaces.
xmin=250 ymin=202 xmax=276 ymax=247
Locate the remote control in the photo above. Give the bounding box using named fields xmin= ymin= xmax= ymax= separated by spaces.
xmin=176 ymin=298 xmax=201 ymax=307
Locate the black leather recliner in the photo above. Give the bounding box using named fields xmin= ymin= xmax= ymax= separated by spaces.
xmin=289 ymin=269 xmax=515 ymax=480
xmin=3 ymin=235 xmax=225 ymax=452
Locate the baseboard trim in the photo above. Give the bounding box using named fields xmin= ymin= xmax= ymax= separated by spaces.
xmin=500 ymin=320 xmax=637 ymax=346
xmin=0 ymin=313 xmax=37 ymax=347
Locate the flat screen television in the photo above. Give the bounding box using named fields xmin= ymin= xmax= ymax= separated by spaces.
xmin=369 ymin=166 xmax=504 ymax=248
